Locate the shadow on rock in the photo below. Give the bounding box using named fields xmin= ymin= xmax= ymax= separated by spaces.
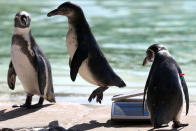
xmin=0 ymin=104 xmax=52 ymax=122
xmin=68 ymin=120 xmax=152 ymax=131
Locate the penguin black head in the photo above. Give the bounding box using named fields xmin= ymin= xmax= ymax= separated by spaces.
xmin=143 ymin=44 xmax=168 ymax=66
xmin=14 ymin=11 xmax=31 ymax=28
xmin=47 ymin=2 xmax=83 ymax=18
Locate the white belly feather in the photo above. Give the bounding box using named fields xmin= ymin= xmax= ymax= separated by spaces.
xmin=66 ymin=25 xmax=97 ymax=85
xmin=11 ymin=45 xmax=40 ymax=95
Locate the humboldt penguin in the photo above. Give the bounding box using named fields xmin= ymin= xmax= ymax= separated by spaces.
xmin=143 ymin=44 xmax=189 ymax=128
xmin=47 ymin=2 xmax=126 ymax=103
xmin=7 ymin=11 xmax=55 ymax=108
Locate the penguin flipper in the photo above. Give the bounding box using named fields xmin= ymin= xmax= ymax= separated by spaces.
xmin=180 ymin=76 xmax=189 ymax=115
xmin=176 ymin=63 xmax=189 ymax=115
xmin=143 ymin=78 xmax=149 ymax=114
xmin=7 ymin=61 xmax=16 ymax=90
xmin=70 ymin=43 xmax=88 ymax=81
xmin=143 ymin=65 xmax=154 ymax=114
xmin=33 ymin=48 xmax=46 ymax=95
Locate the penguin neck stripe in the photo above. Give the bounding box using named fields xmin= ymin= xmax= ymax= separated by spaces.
xmin=13 ymin=27 xmax=34 ymax=56
xmin=14 ymin=27 xmax=30 ymax=34
xmin=148 ymin=48 xmax=167 ymax=54
xmin=20 ymin=11 xmax=30 ymax=17
xmin=158 ymin=48 xmax=167 ymax=52
xmin=147 ymin=49 xmax=154 ymax=54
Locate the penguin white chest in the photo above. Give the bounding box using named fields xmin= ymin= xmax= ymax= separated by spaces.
xmin=66 ymin=27 xmax=97 ymax=85
xmin=11 ymin=45 xmax=40 ymax=95
xmin=66 ymin=27 xmax=78 ymax=59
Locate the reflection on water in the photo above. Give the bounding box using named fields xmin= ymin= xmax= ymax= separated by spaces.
xmin=0 ymin=0 xmax=196 ymax=105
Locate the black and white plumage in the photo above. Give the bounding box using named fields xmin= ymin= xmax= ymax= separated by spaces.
xmin=143 ymin=44 xmax=189 ymax=129
xmin=7 ymin=11 xmax=55 ymax=108
xmin=47 ymin=2 xmax=126 ymax=103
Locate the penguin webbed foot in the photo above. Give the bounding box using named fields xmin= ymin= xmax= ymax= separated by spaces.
xmin=12 ymin=95 xmax=32 ymax=108
xmin=12 ymin=103 xmax=31 ymax=109
xmin=12 ymin=96 xmax=44 ymax=109
xmin=172 ymin=121 xmax=189 ymax=128
xmin=12 ymin=103 xmax=43 ymax=109
xmin=88 ymin=88 xmax=103 ymax=104
xmin=153 ymin=123 xmax=169 ymax=129
xmin=88 ymin=87 xmax=108 ymax=104
xmin=30 ymin=103 xmax=42 ymax=108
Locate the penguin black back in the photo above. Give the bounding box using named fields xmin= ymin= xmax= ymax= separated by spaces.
xmin=143 ymin=44 xmax=189 ymax=128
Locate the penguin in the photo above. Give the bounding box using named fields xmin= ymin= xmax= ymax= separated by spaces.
xmin=142 ymin=44 xmax=189 ymax=129
xmin=47 ymin=2 xmax=126 ymax=103
xmin=7 ymin=11 xmax=55 ymax=108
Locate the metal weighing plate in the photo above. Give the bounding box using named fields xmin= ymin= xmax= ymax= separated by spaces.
xmin=111 ymin=101 xmax=150 ymax=121
xmin=111 ymin=90 xmax=150 ymax=121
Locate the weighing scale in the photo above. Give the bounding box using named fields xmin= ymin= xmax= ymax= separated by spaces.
xmin=111 ymin=90 xmax=150 ymax=121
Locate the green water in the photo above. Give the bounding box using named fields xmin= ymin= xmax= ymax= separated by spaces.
xmin=0 ymin=0 xmax=196 ymax=104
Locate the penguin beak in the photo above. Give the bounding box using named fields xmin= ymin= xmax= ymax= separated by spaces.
xmin=47 ymin=9 xmax=59 ymax=17
xmin=143 ymin=57 xmax=149 ymax=66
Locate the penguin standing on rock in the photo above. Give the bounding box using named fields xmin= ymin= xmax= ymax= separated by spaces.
xmin=7 ymin=11 xmax=55 ymax=108
xmin=47 ymin=2 xmax=126 ymax=103
xmin=143 ymin=44 xmax=189 ymax=129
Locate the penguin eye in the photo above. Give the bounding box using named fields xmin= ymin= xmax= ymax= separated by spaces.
xmin=148 ymin=52 xmax=155 ymax=61
xmin=146 ymin=50 xmax=153 ymax=60
xmin=21 ymin=15 xmax=27 ymax=25
xmin=148 ymin=53 xmax=153 ymax=58
xmin=61 ymin=8 xmax=67 ymax=11
xmin=62 ymin=7 xmax=72 ymax=12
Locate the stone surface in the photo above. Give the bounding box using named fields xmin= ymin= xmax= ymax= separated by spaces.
xmin=0 ymin=102 xmax=195 ymax=131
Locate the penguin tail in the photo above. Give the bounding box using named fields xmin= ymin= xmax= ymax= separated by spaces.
xmin=45 ymin=94 xmax=56 ymax=103
xmin=113 ymin=77 xmax=126 ymax=88
xmin=47 ymin=98 xmax=56 ymax=103
xmin=118 ymin=80 xmax=126 ymax=88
